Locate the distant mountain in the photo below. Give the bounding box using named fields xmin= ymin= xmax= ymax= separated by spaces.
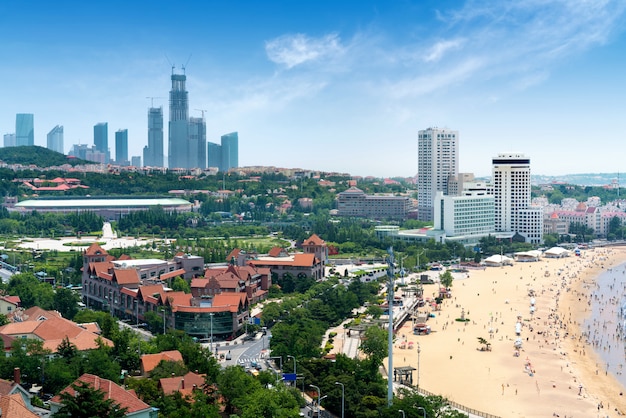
xmin=532 ymin=173 xmax=622 ymax=187
xmin=0 ymin=146 xmax=89 ymax=167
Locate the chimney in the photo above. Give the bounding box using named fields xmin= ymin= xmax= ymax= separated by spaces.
xmin=181 ymin=378 xmax=184 ymax=389
xmin=13 ymin=368 xmax=20 ymax=385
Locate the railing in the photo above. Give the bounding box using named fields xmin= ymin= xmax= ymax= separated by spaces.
xmin=413 ymin=385 xmax=501 ymax=418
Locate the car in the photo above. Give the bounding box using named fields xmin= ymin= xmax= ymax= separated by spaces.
xmin=243 ymin=334 xmax=255 ymax=341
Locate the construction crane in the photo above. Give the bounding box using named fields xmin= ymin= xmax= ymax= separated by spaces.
xmin=146 ymin=97 xmax=165 ymax=107
xmin=194 ymin=109 xmax=208 ymax=119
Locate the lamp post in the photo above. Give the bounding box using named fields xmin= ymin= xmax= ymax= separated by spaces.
xmin=335 ymin=382 xmax=344 ymax=418
xmin=209 ymin=313 xmax=214 ymax=355
xmin=417 ymin=406 xmax=427 ymax=418
xmin=309 ymin=384 xmax=321 ymax=416
xmin=287 ymin=355 xmax=296 ymax=374
xmin=399 ymin=410 xmax=405 ymax=418
xmin=417 ymin=342 xmax=421 ymax=391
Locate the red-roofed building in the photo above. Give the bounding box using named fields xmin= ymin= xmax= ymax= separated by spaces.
xmin=140 ymin=350 xmax=184 ymax=376
xmin=49 ymin=374 xmax=156 ymax=417
xmin=158 ymin=371 xmax=206 ymax=396
xmin=0 ymin=393 xmax=38 ymax=418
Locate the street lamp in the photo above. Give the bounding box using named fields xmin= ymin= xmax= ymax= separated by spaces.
xmin=417 ymin=406 xmax=427 ymax=418
xmin=399 ymin=410 xmax=405 ymax=418
xmin=417 ymin=342 xmax=421 ymax=391
xmin=309 ymin=384 xmax=321 ymax=416
xmin=335 ymin=382 xmax=344 ymax=418
xmin=287 ymin=355 xmax=296 ymax=374
xmin=209 ymin=313 xmax=214 ymax=354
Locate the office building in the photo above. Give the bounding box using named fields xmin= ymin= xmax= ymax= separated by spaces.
xmin=207 ymin=142 xmax=221 ymax=170
xmin=433 ymin=186 xmax=495 ymax=245
xmin=189 ymin=117 xmax=206 ymax=169
xmin=3 ymin=133 xmax=16 ymax=148
xmin=16 ymin=114 xmax=34 ymax=146
xmin=220 ymin=132 xmax=239 ymax=172
xmin=336 ymin=186 xmax=410 ymax=220
xmin=131 ymin=156 xmax=141 ymax=167
xmin=143 ymin=107 xmax=164 ymax=167
xmin=47 ymin=125 xmax=64 ymax=154
xmin=168 ymin=72 xmax=190 ymax=169
xmin=94 ymin=123 xmax=109 ymax=163
xmin=417 ymin=127 xmax=459 ymax=222
xmin=491 ymin=153 xmax=543 ymax=243
xmin=115 ymin=129 xmax=128 ymax=165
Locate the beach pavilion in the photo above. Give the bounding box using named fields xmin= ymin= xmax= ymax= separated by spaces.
xmin=482 ymin=254 xmax=514 ymax=267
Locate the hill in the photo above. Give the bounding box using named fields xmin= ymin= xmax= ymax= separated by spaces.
xmin=0 ymin=146 xmax=90 ymax=167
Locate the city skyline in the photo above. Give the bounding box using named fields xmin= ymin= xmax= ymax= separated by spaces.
xmin=1 ymin=1 xmax=626 ymax=177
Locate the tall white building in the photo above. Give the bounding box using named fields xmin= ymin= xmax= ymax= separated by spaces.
xmin=491 ymin=153 xmax=543 ymax=243
xmin=417 ymin=127 xmax=459 ymax=222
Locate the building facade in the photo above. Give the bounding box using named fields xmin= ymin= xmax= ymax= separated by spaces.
xmin=220 ymin=132 xmax=239 ymax=172
xmin=168 ymin=72 xmax=190 ymax=169
xmin=46 ymin=125 xmax=64 ymax=154
xmin=115 ymin=129 xmax=128 ymax=165
xmin=143 ymin=107 xmax=164 ymax=167
xmin=491 ymin=153 xmax=543 ymax=243
xmin=189 ymin=117 xmax=206 ymax=169
xmin=3 ymin=133 xmax=16 ymax=148
xmin=93 ymin=122 xmax=109 ymax=163
xmin=336 ymin=186 xmax=410 ymax=220
xmin=417 ymin=127 xmax=459 ymax=222
xmin=207 ymin=142 xmax=221 ymax=169
xmin=15 ymin=114 xmax=34 ymax=146
xmin=433 ymin=187 xmax=495 ymax=241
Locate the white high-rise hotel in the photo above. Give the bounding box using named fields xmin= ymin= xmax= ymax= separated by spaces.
xmin=417 ymin=127 xmax=459 ymax=222
xmin=491 ymin=153 xmax=543 ymax=243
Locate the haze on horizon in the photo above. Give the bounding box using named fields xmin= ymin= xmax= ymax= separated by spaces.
xmin=1 ymin=0 xmax=626 ymax=178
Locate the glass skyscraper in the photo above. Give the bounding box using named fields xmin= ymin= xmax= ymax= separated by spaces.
xmin=143 ymin=107 xmax=164 ymax=167
xmin=16 ymin=113 xmax=34 ymax=146
xmin=168 ymin=72 xmax=190 ymax=169
xmin=47 ymin=125 xmax=64 ymax=154
xmin=207 ymin=142 xmax=221 ymax=170
xmin=189 ymin=117 xmax=206 ymax=169
xmin=220 ymin=132 xmax=239 ymax=172
xmin=94 ymin=122 xmax=109 ymax=162
xmin=115 ymin=129 xmax=128 ymax=165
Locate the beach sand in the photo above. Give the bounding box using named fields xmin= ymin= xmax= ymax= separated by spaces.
xmin=387 ymin=247 xmax=626 ymax=417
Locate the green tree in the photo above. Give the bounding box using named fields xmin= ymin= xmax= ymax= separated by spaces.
xmin=171 ymin=276 xmax=191 ymax=293
xmin=55 ymin=380 xmax=128 ymax=418
xmin=359 ymin=325 xmax=388 ymax=376
xmin=216 ymin=366 xmax=262 ymax=414
xmin=440 ymin=270 xmax=454 ymax=288
xmin=57 ymin=336 xmax=78 ymax=362
xmin=54 ymin=287 xmax=80 ymax=319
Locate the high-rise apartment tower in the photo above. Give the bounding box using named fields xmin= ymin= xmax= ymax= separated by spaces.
xmin=417 ymin=127 xmax=459 ymax=222
xmin=143 ymin=107 xmax=164 ymax=167
xmin=115 ymin=129 xmax=128 ymax=165
xmin=16 ymin=114 xmax=34 ymax=146
xmin=47 ymin=125 xmax=64 ymax=154
xmin=168 ymin=72 xmax=190 ymax=169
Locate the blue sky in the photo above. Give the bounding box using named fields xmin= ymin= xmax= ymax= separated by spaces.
xmin=1 ymin=0 xmax=626 ymax=177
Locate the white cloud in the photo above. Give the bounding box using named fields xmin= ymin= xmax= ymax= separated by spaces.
xmin=423 ymin=39 xmax=465 ymax=62
xmin=265 ymin=33 xmax=344 ymax=69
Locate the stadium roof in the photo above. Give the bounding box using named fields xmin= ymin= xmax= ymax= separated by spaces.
xmin=14 ymin=198 xmax=192 ymax=209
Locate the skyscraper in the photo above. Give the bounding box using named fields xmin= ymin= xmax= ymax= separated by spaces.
xmin=220 ymin=132 xmax=239 ymax=172
xmin=417 ymin=127 xmax=459 ymax=222
xmin=491 ymin=153 xmax=543 ymax=243
xmin=168 ymin=72 xmax=190 ymax=169
xmin=47 ymin=125 xmax=64 ymax=154
xmin=143 ymin=107 xmax=164 ymax=167
xmin=207 ymin=142 xmax=221 ymax=170
xmin=189 ymin=117 xmax=206 ymax=169
xmin=3 ymin=133 xmax=16 ymax=148
xmin=115 ymin=129 xmax=128 ymax=165
xmin=16 ymin=114 xmax=34 ymax=146
xmin=94 ymin=123 xmax=109 ymax=162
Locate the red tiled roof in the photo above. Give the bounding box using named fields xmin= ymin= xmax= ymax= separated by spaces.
xmin=113 ymin=269 xmax=140 ymax=285
xmin=304 ymin=233 xmax=325 ymax=245
xmin=84 ymin=243 xmax=108 ymax=256
xmin=159 ymin=371 xmax=205 ymax=396
xmin=160 ymin=269 xmax=186 ymax=281
xmin=251 ymin=253 xmax=317 ymax=267
xmin=141 ymin=350 xmax=184 ymax=375
xmin=268 ymin=247 xmax=284 ymax=257
xmin=0 ymin=393 xmax=38 ymax=418
xmin=51 ymin=373 xmax=150 ymax=414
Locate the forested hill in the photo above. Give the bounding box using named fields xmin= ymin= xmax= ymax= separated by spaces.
xmin=0 ymin=146 xmax=89 ymax=167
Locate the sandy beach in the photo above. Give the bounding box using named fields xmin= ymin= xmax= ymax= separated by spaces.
xmin=384 ymin=247 xmax=626 ymax=417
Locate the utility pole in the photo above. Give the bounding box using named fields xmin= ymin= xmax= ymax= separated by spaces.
xmin=386 ymin=246 xmax=395 ymax=406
